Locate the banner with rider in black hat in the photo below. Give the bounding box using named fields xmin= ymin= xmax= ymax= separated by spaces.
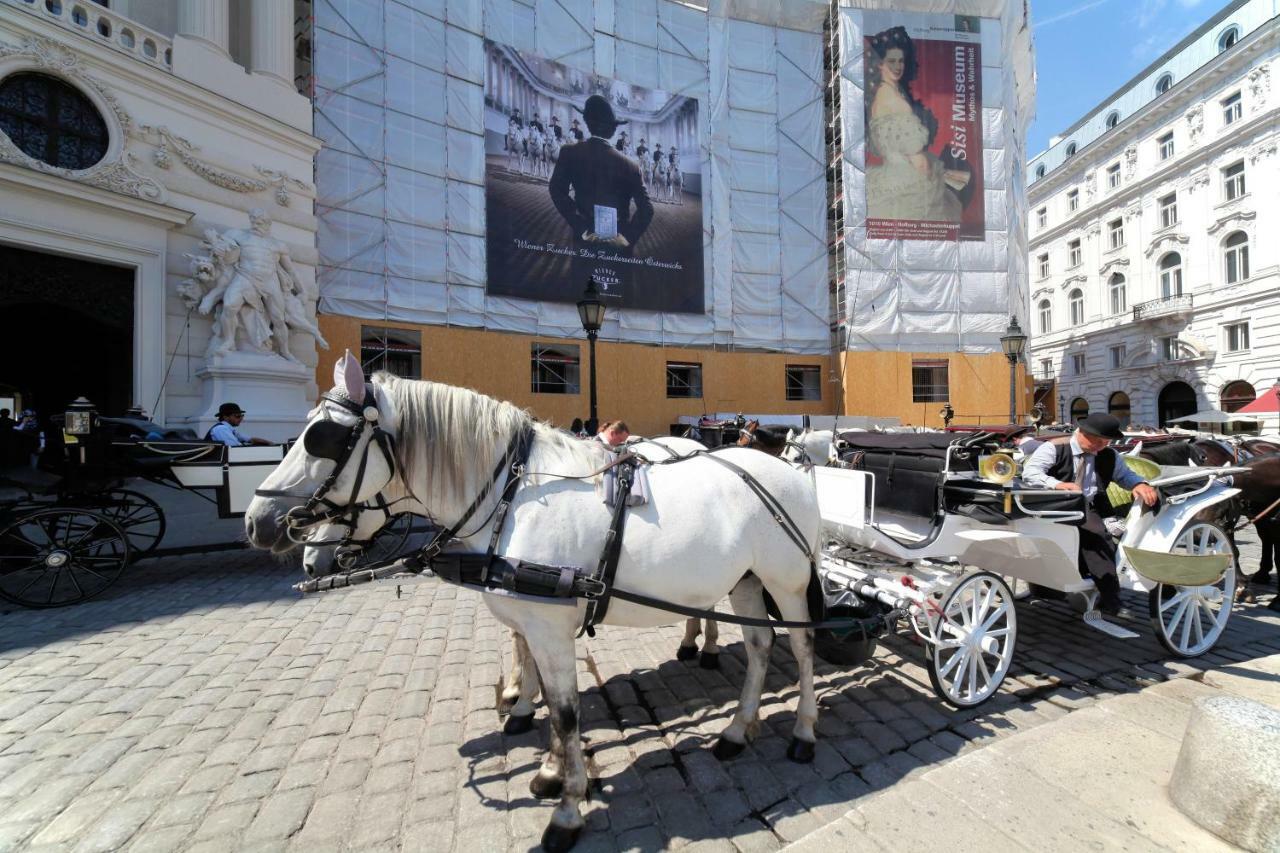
xmin=483 ymin=39 xmax=704 ymax=314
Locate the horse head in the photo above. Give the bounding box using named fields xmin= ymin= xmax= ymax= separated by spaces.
xmin=245 ymin=351 xmax=400 ymax=554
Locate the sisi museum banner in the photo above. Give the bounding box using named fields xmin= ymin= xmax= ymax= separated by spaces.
xmin=483 ymin=39 xmax=704 ymax=314
xmin=863 ymin=13 xmax=984 ymax=242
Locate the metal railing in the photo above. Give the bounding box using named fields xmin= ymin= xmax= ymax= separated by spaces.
xmin=1132 ymin=293 xmax=1194 ymax=321
xmin=6 ymin=0 xmax=173 ymax=70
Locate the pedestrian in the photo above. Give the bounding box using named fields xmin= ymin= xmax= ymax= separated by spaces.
xmin=568 ymin=417 xmax=588 ymax=439
xmin=206 ymin=403 xmax=272 ymax=447
xmin=596 ymin=420 xmax=631 ymax=451
xmin=0 ymin=407 xmax=14 ymax=467
xmin=14 ymin=409 xmax=43 ymax=468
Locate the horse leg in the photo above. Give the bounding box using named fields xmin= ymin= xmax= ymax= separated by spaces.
xmin=715 ymin=576 xmax=772 ymax=760
xmin=677 ymin=617 xmax=701 ymax=661
xmin=770 ymin=590 xmax=819 ymax=763
xmin=501 ymin=632 xmax=541 ymax=735
xmin=699 ymin=618 xmax=721 ymax=670
xmin=526 ymin=630 xmax=587 ymax=852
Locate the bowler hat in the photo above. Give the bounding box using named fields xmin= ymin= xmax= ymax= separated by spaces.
xmin=577 ymin=94 xmax=627 ymax=129
xmin=1077 ymin=413 xmax=1124 ymax=441
xmin=217 ymin=403 xmax=246 ymax=418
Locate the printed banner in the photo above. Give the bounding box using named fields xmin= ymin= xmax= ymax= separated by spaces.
xmin=483 ymin=40 xmax=705 ymax=313
xmin=862 ymin=13 xmax=984 ymax=241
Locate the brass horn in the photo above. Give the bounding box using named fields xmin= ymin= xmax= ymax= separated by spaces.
xmin=979 ymin=453 xmax=1018 ymax=484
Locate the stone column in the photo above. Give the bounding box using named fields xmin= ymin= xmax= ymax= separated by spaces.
xmin=250 ymin=0 xmax=294 ymax=88
xmin=177 ymin=0 xmax=230 ymax=56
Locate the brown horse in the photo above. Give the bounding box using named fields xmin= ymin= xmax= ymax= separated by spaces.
xmin=736 ymin=419 xmax=787 ymax=457
xmin=1223 ymin=454 xmax=1280 ymax=608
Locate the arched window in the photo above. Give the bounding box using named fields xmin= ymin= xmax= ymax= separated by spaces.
xmin=1070 ymin=397 xmax=1090 ymax=422
xmin=1224 ymin=231 xmax=1250 ymax=284
xmin=1155 ymin=73 xmax=1173 ymax=94
xmin=0 ymin=72 xmax=109 ymax=170
xmin=1109 ymin=273 xmax=1127 ymax=315
xmin=1108 ymin=391 xmax=1131 ymax=429
xmin=1035 ymin=164 xmax=1046 ymax=180
xmin=1068 ymin=288 xmax=1084 ymax=326
xmin=1220 ymin=380 xmax=1256 ymax=412
xmin=1038 ymin=299 xmax=1052 ymax=334
xmin=1064 ymin=142 xmax=1077 ymax=158
xmin=1105 ymin=111 xmax=1119 ymax=130
xmin=1159 ymin=252 xmax=1183 ymax=298
xmin=1218 ymin=26 xmax=1240 ymax=53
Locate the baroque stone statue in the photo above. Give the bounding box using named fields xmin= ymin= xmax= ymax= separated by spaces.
xmin=178 ymin=208 xmax=329 ymax=363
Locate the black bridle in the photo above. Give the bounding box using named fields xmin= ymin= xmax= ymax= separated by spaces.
xmin=254 ymin=389 xmax=399 ymax=543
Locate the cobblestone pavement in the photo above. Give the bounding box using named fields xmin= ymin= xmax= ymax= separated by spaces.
xmin=0 ymin=538 xmax=1278 ymax=853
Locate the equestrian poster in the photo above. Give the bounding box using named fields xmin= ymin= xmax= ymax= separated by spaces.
xmin=862 ymin=13 xmax=984 ymax=242
xmin=483 ymin=39 xmax=705 ymax=314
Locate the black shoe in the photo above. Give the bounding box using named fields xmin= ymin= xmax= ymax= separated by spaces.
xmin=1268 ymin=596 xmax=1280 ymax=613
xmin=1099 ymin=597 xmax=1122 ymax=617
xmin=1095 ymin=574 xmax=1122 ymax=616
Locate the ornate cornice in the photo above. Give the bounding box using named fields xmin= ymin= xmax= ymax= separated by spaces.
xmin=1099 ymin=257 xmax=1130 ymax=277
xmin=1060 ymin=274 xmax=1088 ymax=291
xmin=139 ymin=125 xmax=311 ymax=206
xmin=1144 ymin=231 xmax=1189 ymax=258
xmin=1207 ymin=208 xmax=1256 ymax=236
xmin=0 ymin=37 xmax=161 ymax=201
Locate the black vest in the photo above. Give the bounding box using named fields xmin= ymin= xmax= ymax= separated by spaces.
xmin=1048 ymin=442 xmax=1118 ymax=517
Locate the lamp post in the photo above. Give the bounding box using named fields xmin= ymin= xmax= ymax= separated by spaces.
xmin=999 ymin=316 xmax=1027 ymax=424
xmin=1058 ymin=391 xmax=1066 ymax=425
xmin=576 ymin=277 xmax=605 ymax=428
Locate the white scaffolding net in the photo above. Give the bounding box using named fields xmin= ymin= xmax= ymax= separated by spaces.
xmin=313 ymin=0 xmax=831 ymax=354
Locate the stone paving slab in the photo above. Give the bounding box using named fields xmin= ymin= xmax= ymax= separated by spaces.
xmin=0 ymin=539 xmax=1276 ymax=852
xmin=785 ymin=656 xmax=1280 ymax=852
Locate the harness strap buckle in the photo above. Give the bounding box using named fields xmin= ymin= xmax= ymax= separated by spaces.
xmin=579 ymin=577 xmax=606 ymax=599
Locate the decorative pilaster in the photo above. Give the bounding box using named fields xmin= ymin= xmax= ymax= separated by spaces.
xmin=249 ymin=0 xmax=294 ymax=88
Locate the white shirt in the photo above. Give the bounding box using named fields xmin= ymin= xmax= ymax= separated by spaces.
xmin=209 ymin=422 xmax=249 ymax=447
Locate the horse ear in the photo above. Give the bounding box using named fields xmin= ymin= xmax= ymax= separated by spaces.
xmin=334 ymin=350 xmax=366 ymax=400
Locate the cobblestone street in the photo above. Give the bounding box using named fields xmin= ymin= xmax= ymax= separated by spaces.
xmin=1 ymin=540 xmax=1278 ymax=853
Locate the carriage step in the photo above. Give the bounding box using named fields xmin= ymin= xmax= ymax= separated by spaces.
xmin=1082 ymin=610 xmax=1140 ymax=639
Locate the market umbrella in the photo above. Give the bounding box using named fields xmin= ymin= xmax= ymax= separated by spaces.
xmin=1235 ymin=386 xmax=1280 ymax=415
xmin=1167 ymin=410 xmax=1258 ymax=425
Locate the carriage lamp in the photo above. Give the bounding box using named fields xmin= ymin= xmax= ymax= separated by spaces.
xmin=1000 ymin=317 xmax=1027 ymax=423
xmin=939 ymin=403 xmax=955 ymax=428
xmin=577 ymin=278 xmax=605 ymax=426
xmin=64 ymin=397 xmax=96 ymax=436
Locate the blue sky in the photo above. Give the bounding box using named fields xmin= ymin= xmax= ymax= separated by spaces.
xmin=1027 ymin=0 xmax=1223 ymax=155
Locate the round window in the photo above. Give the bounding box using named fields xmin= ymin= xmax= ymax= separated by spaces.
xmin=0 ymin=72 xmax=109 ymax=170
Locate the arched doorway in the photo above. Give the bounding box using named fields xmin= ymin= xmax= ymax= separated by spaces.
xmin=0 ymin=245 xmax=134 ymax=420
xmin=1070 ymin=397 xmax=1089 ymax=422
xmin=1158 ymin=381 xmax=1197 ymax=427
xmin=1108 ymin=391 xmax=1131 ymax=428
xmin=1221 ymin=380 xmax=1256 ymax=434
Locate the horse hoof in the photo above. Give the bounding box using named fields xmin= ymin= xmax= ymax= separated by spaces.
xmin=676 ymin=645 xmax=698 ymax=661
xmin=712 ymin=737 xmax=746 ymax=761
xmin=529 ymin=772 xmax=563 ymax=800
xmin=698 ymin=651 xmax=720 ymax=670
xmin=540 ymin=823 xmax=582 ymax=853
xmin=504 ymin=713 xmax=535 ymax=735
xmin=786 ymin=737 xmax=816 ymax=764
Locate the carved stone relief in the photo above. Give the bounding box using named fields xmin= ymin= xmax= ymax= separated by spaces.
xmin=1249 ymin=64 xmax=1271 ymax=112
xmin=140 ymin=126 xmax=312 ymax=206
xmin=1123 ymin=145 xmax=1138 ymax=179
xmin=1184 ymin=105 xmax=1204 ymax=146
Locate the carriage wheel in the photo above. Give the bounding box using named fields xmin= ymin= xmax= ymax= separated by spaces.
xmin=0 ymin=508 xmax=131 ymax=608
xmin=352 ymin=513 xmax=414 ymax=569
xmin=926 ymin=572 xmax=1017 ymax=708
xmin=1148 ymin=522 xmax=1236 ymax=658
xmin=70 ymin=489 xmax=166 ymax=559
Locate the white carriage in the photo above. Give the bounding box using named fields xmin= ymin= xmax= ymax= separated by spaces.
xmin=814 ymin=432 xmax=1241 ymax=708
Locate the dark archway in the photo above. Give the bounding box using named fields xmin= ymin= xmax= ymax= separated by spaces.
xmin=1158 ymin=380 xmax=1197 ymax=427
xmin=0 ymin=245 xmax=134 ymax=420
xmin=1108 ymin=391 xmax=1131 ymax=428
xmin=1070 ymin=397 xmax=1089 ymax=422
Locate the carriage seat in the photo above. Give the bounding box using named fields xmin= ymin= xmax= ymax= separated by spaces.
xmin=0 ymin=465 xmax=64 ymax=497
xmin=943 ymin=478 xmax=1085 ymax=525
xmin=837 ymin=433 xmax=981 ymax=521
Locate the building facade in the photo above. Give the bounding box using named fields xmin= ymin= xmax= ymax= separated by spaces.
xmin=311 ymin=0 xmax=1036 ymax=437
xmin=0 ymin=0 xmax=320 ymax=437
xmin=1026 ymin=0 xmax=1278 ymax=429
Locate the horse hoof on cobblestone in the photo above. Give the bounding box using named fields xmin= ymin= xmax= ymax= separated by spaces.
xmin=698 ymin=651 xmax=720 ymax=670
xmin=541 ymin=823 xmax=581 ymax=852
xmin=676 ymin=644 xmax=698 ymax=661
xmin=504 ymin=713 xmax=535 ymax=735
xmin=786 ymin=737 xmax=815 ymax=763
xmin=530 ymin=771 xmax=563 ymax=799
xmin=712 ymin=736 xmax=747 ymax=761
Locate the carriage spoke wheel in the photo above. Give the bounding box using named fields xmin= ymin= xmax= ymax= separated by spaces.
xmin=1149 ymin=522 xmax=1236 ymax=658
xmin=926 ymin=572 xmax=1017 ymax=708
xmin=0 ymin=508 xmax=131 ymax=608
xmin=66 ymin=489 xmax=166 ymax=559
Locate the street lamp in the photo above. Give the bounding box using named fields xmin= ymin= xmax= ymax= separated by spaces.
xmin=999 ymin=316 xmax=1027 ymax=424
xmin=576 ymin=277 xmax=605 ymax=428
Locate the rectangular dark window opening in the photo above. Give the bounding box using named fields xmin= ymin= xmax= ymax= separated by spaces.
xmin=666 ymin=361 xmax=703 ymax=398
xmin=911 ymin=359 xmax=949 ymax=403
xmin=785 ymin=365 xmax=822 ymax=401
xmin=531 ymin=344 xmax=581 ymax=394
xmin=360 ymin=325 xmax=422 ymax=379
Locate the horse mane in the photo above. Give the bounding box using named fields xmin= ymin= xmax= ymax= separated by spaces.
xmin=374 ymin=373 xmax=604 ymax=502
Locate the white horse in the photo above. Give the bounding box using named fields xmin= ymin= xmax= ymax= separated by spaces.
xmin=247 ymin=355 xmax=823 ymax=852
xmin=784 ymin=428 xmax=839 ymax=467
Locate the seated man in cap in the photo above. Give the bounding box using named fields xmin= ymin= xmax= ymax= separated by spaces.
xmin=206 ymin=403 xmax=273 ymax=447
xmin=1022 ymin=413 xmax=1158 ymax=615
